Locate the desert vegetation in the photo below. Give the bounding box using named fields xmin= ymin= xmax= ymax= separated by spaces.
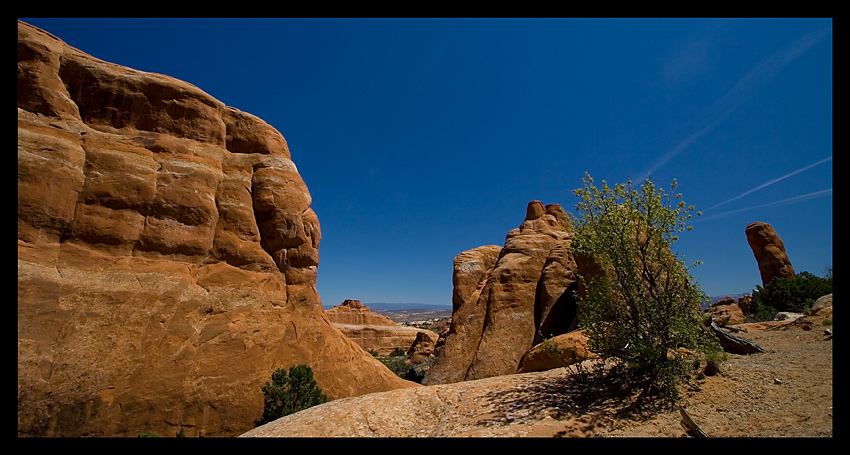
xmin=372 ymin=348 xmax=433 ymax=383
xmin=748 ymin=270 xmax=833 ymax=321
xmin=570 ymin=173 xmax=723 ymax=401
xmin=255 ymin=365 xmax=329 ymax=427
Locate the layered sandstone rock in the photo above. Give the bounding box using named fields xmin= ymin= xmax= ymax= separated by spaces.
xmin=745 ymin=222 xmax=795 ymax=286
xmin=17 ymin=21 xmax=415 ymax=438
xmin=324 ymin=299 xmax=396 ymax=326
xmin=325 ymin=300 xmax=438 ymax=356
xmin=424 ymin=201 xmax=579 ymax=384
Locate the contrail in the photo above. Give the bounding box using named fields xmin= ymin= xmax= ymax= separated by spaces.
xmin=644 ymin=25 xmax=831 ymax=178
xmin=697 ymin=188 xmax=832 ymax=222
xmin=703 ymin=155 xmax=832 ymax=212
xmin=643 ymin=112 xmax=730 ymax=177
xmin=710 ymin=26 xmax=831 ymax=116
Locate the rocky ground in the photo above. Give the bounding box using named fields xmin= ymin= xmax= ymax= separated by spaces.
xmin=603 ymin=315 xmax=833 ymax=437
xmin=242 ymin=308 xmax=833 ymax=438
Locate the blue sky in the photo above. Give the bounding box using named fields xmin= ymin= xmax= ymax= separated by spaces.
xmin=21 ymin=18 xmax=832 ymax=307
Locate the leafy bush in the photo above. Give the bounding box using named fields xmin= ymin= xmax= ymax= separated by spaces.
xmin=748 ymin=271 xmax=833 ymax=321
xmin=571 ymin=174 xmax=722 ymax=400
xmin=376 ymin=354 xmax=410 ymax=378
xmin=256 ymin=364 xmax=328 ymax=426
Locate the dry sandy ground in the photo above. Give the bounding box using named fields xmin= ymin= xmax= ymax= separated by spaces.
xmin=242 ymin=312 xmax=832 ymax=438
xmin=601 ymin=316 xmax=833 ymax=437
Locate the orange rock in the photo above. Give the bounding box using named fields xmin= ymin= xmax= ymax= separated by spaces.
xmin=325 ymin=300 xmax=437 ymax=356
xmin=425 ymin=201 xmax=577 ymax=384
xmin=17 ymin=20 xmax=415 ymax=438
xmin=423 ymin=245 xmax=502 ymax=385
xmin=746 ymin=221 xmax=795 ymax=286
xmin=516 ymin=330 xmax=597 ymax=373
xmin=707 ymin=296 xmax=747 ymax=325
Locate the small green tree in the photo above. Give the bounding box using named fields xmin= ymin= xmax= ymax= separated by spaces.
xmin=571 ymin=173 xmax=721 ymax=400
xmin=749 ymin=270 xmax=833 ymax=320
xmin=256 ymin=364 xmax=329 ymax=427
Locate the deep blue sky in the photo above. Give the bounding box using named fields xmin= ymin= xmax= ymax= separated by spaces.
xmin=21 ymin=18 xmax=833 ymax=307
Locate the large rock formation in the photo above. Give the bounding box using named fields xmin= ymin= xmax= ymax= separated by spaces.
xmin=324 ymin=300 xmax=438 ymax=356
xmin=424 ymin=201 xmax=579 ymax=384
xmin=745 ymin=221 xmax=795 ymax=286
xmin=17 ymin=20 xmax=415 ymax=438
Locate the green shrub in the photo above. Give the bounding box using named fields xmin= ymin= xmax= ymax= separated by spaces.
xmin=375 ymin=353 xmax=411 ymax=379
xmin=749 ymin=271 xmax=832 ymax=321
xmin=572 ymin=174 xmax=722 ymax=401
xmin=256 ymin=364 xmax=329 ymax=426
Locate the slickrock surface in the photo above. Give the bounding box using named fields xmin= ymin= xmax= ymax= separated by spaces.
xmin=242 ymin=303 xmax=833 ymax=438
xmin=745 ymin=221 xmax=795 ymax=286
xmin=17 ymin=20 xmax=415 ymax=438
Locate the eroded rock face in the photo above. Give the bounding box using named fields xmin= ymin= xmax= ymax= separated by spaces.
xmin=424 ymin=201 xmax=578 ymax=384
xmin=745 ymin=222 xmax=795 ymax=286
xmin=17 ymin=21 xmax=415 ymax=438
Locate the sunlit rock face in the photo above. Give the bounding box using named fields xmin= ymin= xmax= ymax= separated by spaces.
xmin=424 ymin=201 xmax=579 ymax=385
xmin=745 ymin=221 xmax=795 ymax=287
xmin=17 ymin=20 xmax=415 ymax=438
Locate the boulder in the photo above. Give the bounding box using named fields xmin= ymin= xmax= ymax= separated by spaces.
xmin=516 ymin=330 xmax=597 ymax=373
xmin=707 ymin=296 xmax=747 ymax=325
xmin=807 ymin=293 xmax=833 ymax=318
xmin=17 ymin=20 xmax=415 ymax=438
xmin=737 ymin=294 xmax=753 ymax=314
xmin=745 ymin=222 xmax=795 ymax=286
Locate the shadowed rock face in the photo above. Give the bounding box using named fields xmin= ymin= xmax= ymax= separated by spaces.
xmin=745 ymin=221 xmax=795 ymax=286
xmin=17 ymin=20 xmax=415 ymax=438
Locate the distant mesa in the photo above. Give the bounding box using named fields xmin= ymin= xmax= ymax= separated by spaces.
xmin=325 ymin=299 xmax=439 ymax=356
xmin=324 ymin=299 xmax=396 ymax=326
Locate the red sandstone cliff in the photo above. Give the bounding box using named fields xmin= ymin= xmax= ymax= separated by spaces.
xmin=17 ymin=20 xmax=416 ymax=438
